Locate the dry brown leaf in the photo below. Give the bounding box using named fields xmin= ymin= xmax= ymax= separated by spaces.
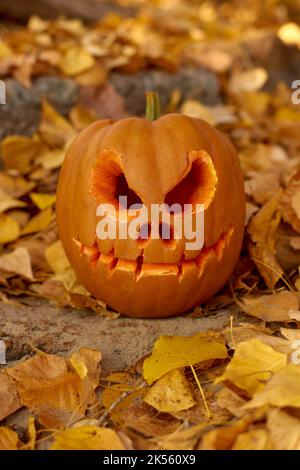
xmin=0 ymin=372 xmax=21 ymax=421
xmin=51 ymin=426 xmax=124 ymax=450
xmin=248 ymin=189 xmax=284 ymax=289
xmin=1 ymin=135 xmax=42 ymax=174
xmin=0 ymin=427 xmax=20 ymax=450
xmin=280 ymin=171 xmax=300 ymax=233
xmin=239 ymin=291 xmax=299 ymax=322
xmin=0 ymin=247 xmax=34 ymax=280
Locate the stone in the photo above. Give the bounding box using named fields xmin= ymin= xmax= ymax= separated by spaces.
xmin=109 ymin=67 xmax=221 ymax=116
xmin=0 ymin=297 xmax=236 ymax=374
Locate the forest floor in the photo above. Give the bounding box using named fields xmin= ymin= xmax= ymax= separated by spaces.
xmin=1 ymin=0 xmax=300 ymax=450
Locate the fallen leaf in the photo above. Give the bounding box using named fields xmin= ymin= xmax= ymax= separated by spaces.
xmin=154 ymin=423 xmax=205 ymax=450
xmin=199 ymin=416 xmax=252 ymax=450
xmin=245 ymin=364 xmax=300 ymax=409
xmin=0 ymin=427 xmax=19 ymax=450
xmin=59 ymin=47 xmax=95 ymax=76
xmin=248 ymin=189 xmax=284 ymax=289
xmin=51 ymin=426 xmax=124 ymax=450
xmin=36 ymin=148 xmax=66 ymax=170
xmin=232 ymin=429 xmax=270 ymax=450
xmin=216 ymin=339 xmax=287 ymax=395
xmin=143 ymin=332 xmax=228 ymax=385
xmin=1 ymin=135 xmax=42 ymax=174
xmin=267 ymin=408 xmax=300 ymax=450
xmin=229 ymin=68 xmax=268 ymax=94
xmin=0 ymin=214 xmax=20 ymax=244
xmin=0 ymin=372 xmax=21 ymax=421
xmin=0 ymin=247 xmax=34 ymax=280
xmin=39 ymin=100 xmax=75 ymax=147
xmin=239 ymin=291 xmax=299 ymax=322
xmin=30 ymin=192 xmax=56 ymax=210
xmin=22 ymin=208 xmax=53 ymax=236
xmin=280 ymin=171 xmax=300 ymax=234
xmin=144 ymin=369 xmax=195 ymax=413
xmin=69 ymin=348 xmax=101 ymax=389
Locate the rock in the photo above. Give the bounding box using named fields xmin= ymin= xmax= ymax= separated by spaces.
xmin=0 ymin=77 xmax=79 ymax=140
xmin=109 ymin=67 xmax=221 ymax=116
xmin=0 ymin=297 xmax=236 ymax=374
xmin=0 ymin=79 xmax=40 ymax=140
xmin=33 ymin=76 xmax=79 ymax=117
xmin=242 ymin=31 xmax=300 ymax=89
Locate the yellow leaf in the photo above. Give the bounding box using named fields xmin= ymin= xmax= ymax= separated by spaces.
xmin=23 ymin=417 xmax=36 ymax=450
xmin=181 ymin=100 xmax=215 ymax=125
xmin=69 ymin=348 xmax=101 ymax=389
xmin=45 ymin=240 xmax=70 ymax=273
xmin=1 ymin=135 xmax=42 ymax=174
xmin=239 ymin=291 xmax=299 ymax=322
xmin=22 ymin=208 xmax=53 ymax=236
xmin=245 ymin=364 xmax=300 ymax=409
xmin=216 ymin=339 xmax=287 ymax=395
xmin=229 ymin=68 xmax=268 ymax=93
xmin=144 ymin=368 xmax=195 ymax=412
xmin=69 ymin=357 xmax=88 ymax=381
xmin=0 ymin=213 xmax=20 ymax=244
xmin=0 ymin=427 xmax=19 ymax=450
xmin=0 ymin=247 xmax=33 ymax=280
xmin=143 ymin=332 xmax=227 ymax=385
xmin=30 ymin=192 xmax=56 ymax=210
xmin=59 ymin=47 xmax=95 ymax=76
xmin=36 ymin=148 xmax=66 ymax=170
xmin=51 ymin=426 xmax=124 ymax=450
xmin=39 ymin=100 xmax=75 ymax=147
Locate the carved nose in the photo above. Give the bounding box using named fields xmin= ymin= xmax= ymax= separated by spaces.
xmin=138 ymin=222 xmax=174 ymax=241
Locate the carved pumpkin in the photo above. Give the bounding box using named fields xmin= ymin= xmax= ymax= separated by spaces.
xmin=56 ymin=93 xmax=245 ymax=318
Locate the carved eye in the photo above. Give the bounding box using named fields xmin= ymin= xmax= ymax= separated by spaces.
xmin=89 ymin=149 xmax=142 ymax=211
xmin=115 ymin=174 xmax=143 ymax=209
xmin=164 ymin=151 xmax=218 ymax=212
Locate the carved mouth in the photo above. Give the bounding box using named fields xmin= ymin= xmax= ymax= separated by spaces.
xmin=73 ymin=226 xmax=234 ymax=281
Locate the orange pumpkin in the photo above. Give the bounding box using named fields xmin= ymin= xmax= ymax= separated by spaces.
xmin=56 ymin=93 xmax=245 ymax=318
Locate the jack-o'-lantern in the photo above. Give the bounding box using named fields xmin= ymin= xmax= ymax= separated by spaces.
xmin=56 ymin=93 xmax=245 ymax=318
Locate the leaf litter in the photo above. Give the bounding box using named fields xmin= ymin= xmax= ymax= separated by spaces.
xmin=1 ymin=0 xmax=300 ymax=450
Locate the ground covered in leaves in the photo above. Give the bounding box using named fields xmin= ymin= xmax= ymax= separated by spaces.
xmin=1 ymin=0 xmax=300 ymax=450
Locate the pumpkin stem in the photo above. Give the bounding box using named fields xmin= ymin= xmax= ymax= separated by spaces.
xmin=145 ymin=92 xmax=160 ymax=121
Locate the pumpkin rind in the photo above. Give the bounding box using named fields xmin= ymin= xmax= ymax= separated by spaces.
xmin=56 ymin=114 xmax=245 ymax=318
